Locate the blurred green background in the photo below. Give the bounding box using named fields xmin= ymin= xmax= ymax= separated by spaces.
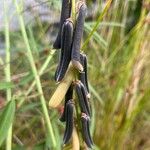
xmin=0 ymin=0 xmax=150 ymax=149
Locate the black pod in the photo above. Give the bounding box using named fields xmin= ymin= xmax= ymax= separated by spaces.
xmin=79 ymin=53 xmax=89 ymax=94
xmin=55 ymin=19 xmax=73 ymax=82
xmin=80 ymin=81 xmax=91 ymax=116
xmin=71 ymin=3 xmax=87 ymax=71
xmin=63 ymin=100 xmax=74 ymax=144
xmin=74 ymin=81 xmax=90 ymax=116
xmin=81 ymin=113 xmax=93 ymax=148
xmin=60 ymin=85 xmax=73 ymax=122
xmin=53 ymin=0 xmax=72 ymax=49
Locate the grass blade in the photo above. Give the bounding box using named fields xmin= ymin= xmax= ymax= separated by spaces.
xmin=82 ymin=0 xmax=112 ymax=49
xmin=0 ymin=100 xmax=16 ymax=146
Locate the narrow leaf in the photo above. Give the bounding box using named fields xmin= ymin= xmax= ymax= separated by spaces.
xmin=0 ymin=100 xmax=16 ymax=146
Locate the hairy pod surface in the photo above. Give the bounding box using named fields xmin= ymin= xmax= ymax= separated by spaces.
xmin=63 ymin=100 xmax=74 ymax=144
xmin=53 ymin=0 xmax=71 ymax=49
xmin=60 ymin=85 xmax=73 ymax=122
xmin=71 ymin=3 xmax=87 ymax=71
xmin=74 ymin=81 xmax=90 ymax=116
xmin=55 ymin=20 xmax=73 ymax=82
xmin=81 ymin=113 xmax=93 ymax=148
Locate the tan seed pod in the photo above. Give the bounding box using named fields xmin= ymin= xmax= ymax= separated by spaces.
xmin=49 ymin=65 xmax=75 ymax=108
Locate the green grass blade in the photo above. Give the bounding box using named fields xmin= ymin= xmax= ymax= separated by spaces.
xmin=82 ymin=0 xmax=112 ymax=50
xmin=13 ymin=0 xmax=56 ymax=147
xmin=84 ymin=23 xmax=108 ymax=49
xmin=0 ymin=100 xmax=16 ymax=146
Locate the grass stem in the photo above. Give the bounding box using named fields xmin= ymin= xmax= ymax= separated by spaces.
xmin=72 ymin=0 xmax=76 ymax=21
xmin=82 ymin=0 xmax=112 ymax=50
xmin=13 ymin=0 xmax=56 ymax=148
xmin=4 ymin=1 xmax=13 ymax=150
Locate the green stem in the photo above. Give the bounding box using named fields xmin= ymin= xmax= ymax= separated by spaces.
xmin=71 ymin=0 xmax=84 ymax=149
xmin=25 ymin=50 xmax=55 ymax=96
xmin=18 ymin=50 xmax=55 ymax=107
xmin=0 ymin=57 xmax=4 ymax=65
xmin=13 ymin=0 xmax=56 ymax=148
xmin=72 ymin=0 xmax=76 ymax=21
xmin=82 ymin=0 xmax=112 ymax=50
xmin=4 ymin=1 xmax=12 ymax=150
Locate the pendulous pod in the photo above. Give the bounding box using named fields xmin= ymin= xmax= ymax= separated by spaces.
xmin=71 ymin=2 xmax=87 ymax=72
xmin=53 ymin=0 xmax=72 ymax=49
xmin=81 ymin=113 xmax=93 ymax=148
xmin=60 ymin=85 xmax=73 ymax=122
xmin=55 ymin=19 xmax=73 ymax=82
xmin=79 ymin=53 xmax=89 ymax=94
xmin=63 ymin=100 xmax=74 ymax=144
xmin=86 ymin=117 xmax=93 ymax=145
xmin=74 ymin=81 xmax=90 ymax=116
xmin=80 ymin=81 xmax=91 ymax=116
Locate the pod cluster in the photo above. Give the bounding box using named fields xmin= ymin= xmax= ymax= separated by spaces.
xmin=53 ymin=0 xmax=93 ymax=148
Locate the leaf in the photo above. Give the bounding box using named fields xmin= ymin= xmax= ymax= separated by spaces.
xmin=82 ymin=0 xmax=113 ymax=49
xmin=84 ymin=23 xmax=108 ymax=49
xmin=0 ymin=82 xmax=14 ymax=90
xmin=18 ymin=72 xmax=33 ymax=86
xmin=0 ymin=100 xmax=16 ymax=146
xmin=88 ymin=82 xmax=104 ymax=106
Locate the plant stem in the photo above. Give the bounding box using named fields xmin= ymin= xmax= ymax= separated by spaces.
xmin=72 ymin=0 xmax=76 ymax=21
xmin=71 ymin=0 xmax=85 ymax=149
xmin=82 ymin=0 xmax=112 ymax=50
xmin=18 ymin=50 xmax=55 ymax=107
xmin=4 ymin=1 xmax=12 ymax=150
xmin=0 ymin=57 xmax=4 ymax=65
xmin=13 ymin=0 xmax=56 ymax=148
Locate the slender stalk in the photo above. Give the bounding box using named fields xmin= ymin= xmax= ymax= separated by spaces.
xmin=13 ymin=0 xmax=56 ymax=147
xmin=71 ymin=0 xmax=76 ymax=21
xmin=4 ymin=1 xmax=12 ymax=150
xmin=0 ymin=57 xmax=4 ymax=65
xmin=18 ymin=50 xmax=55 ymax=107
xmin=82 ymin=0 xmax=112 ymax=49
xmin=26 ymin=50 xmax=55 ymax=96
xmin=71 ymin=0 xmax=84 ymax=149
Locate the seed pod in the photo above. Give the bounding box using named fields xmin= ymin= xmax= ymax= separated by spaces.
xmin=63 ymin=100 xmax=74 ymax=144
xmin=80 ymin=81 xmax=91 ymax=116
xmin=79 ymin=53 xmax=90 ymax=94
xmin=74 ymin=81 xmax=90 ymax=116
xmin=55 ymin=19 xmax=73 ymax=82
xmin=81 ymin=113 xmax=93 ymax=148
xmin=86 ymin=117 xmax=93 ymax=145
xmin=71 ymin=2 xmax=87 ymax=71
xmin=60 ymin=85 xmax=73 ymax=122
xmin=53 ymin=0 xmax=72 ymax=49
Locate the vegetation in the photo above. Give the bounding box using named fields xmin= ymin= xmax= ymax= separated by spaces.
xmin=0 ymin=0 xmax=150 ymax=149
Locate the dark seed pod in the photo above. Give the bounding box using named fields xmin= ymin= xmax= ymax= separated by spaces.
xmin=55 ymin=19 xmax=73 ymax=82
xmin=79 ymin=53 xmax=90 ymax=94
xmin=81 ymin=113 xmax=93 ymax=148
xmin=53 ymin=0 xmax=72 ymax=49
xmin=80 ymin=81 xmax=91 ymax=116
xmin=63 ymin=100 xmax=74 ymax=144
xmin=87 ymin=117 xmax=93 ymax=145
xmin=74 ymin=81 xmax=90 ymax=116
xmin=60 ymin=85 xmax=73 ymax=122
xmin=71 ymin=3 xmax=87 ymax=71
